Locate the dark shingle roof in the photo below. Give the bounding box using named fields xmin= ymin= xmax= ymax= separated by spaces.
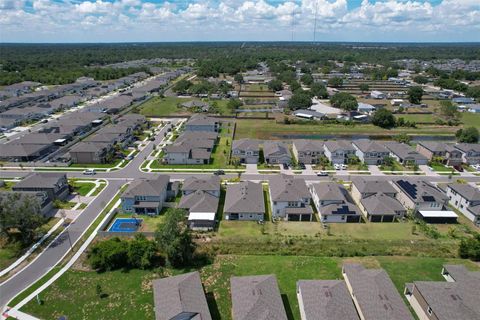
xmin=224 ymin=181 xmax=265 ymax=214
xmin=123 ymin=176 xmax=170 ymax=198
xmin=269 ymin=174 xmax=311 ymax=202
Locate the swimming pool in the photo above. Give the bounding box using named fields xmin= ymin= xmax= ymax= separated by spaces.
xmin=108 ymin=218 xmax=143 ymax=232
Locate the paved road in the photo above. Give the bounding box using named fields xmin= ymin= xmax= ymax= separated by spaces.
xmin=0 ymin=179 xmax=124 ymax=308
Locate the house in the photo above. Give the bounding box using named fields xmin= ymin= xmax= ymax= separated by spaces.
xmin=231 ymin=139 xmax=260 ymax=164
xmin=163 ymin=132 xmax=217 ymax=165
xmin=269 ymin=174 xmax=313 ymax=221
xmin=230 ymin=275 xmax=287 ymax=320
xmin=292 ymin=140 xmax=324 ymax=164
xmin=178 ymin=176 xmax=220 ymax=230
xmin=297 ymin=280 xmax=359 ymax=320
xmin=370 ymin=90 xmax=386 ymax=99
xmin=13 ymin=172 xmax=69 ymax=201
xmin=293 ymin=109 xmax=325 ymax=120
xmin=69 ymin=141 xmax=113 ymax=164
xmin=152 ymin=271 xmax=212 ymax=320
xmin=181 ymin=100 xmax=210 ymax=112
xmin=393 ymin=179 xmax=456 ymax=223
xmin=384 ymin=141 xmax=428 ymax=166
xmin=446 ymin=183 xmax=480 ymax=226
xmin=0 ymin=143 xmax=54 ymax=162
xmin=468 ymin=104 xmax=480 ymax=113
xmin=0 ymin=191 xmax=53 ymax=216
xmin=121 ymin=176 xmax=171 ymax=215
xmin=416 ymin=142 xmax=463 ymax=166
xmin=184 ymin=114 xmax=219 ymax=132
xmin=391 ymin=99 xmax=404 ymax=106
xmin=323 ymin=140 xmax=356 ymax=164
xmin=263 ymin=140 xmax=292 ymax=165
xmin=351 ymin=178 xmax=406 ymax=222
xmin=452 ymin=97 xmax=475 ymax=105
xmin=357 ymin=102 xmax=376 ymax=113
xmin=454 ymin=143 xmax=480 ymax=165
xmin=224 ymin=181 xmax=265 ymax=221
xmin=404 ymin=265 xmax=480 ymax=320
xmin=310 ymin=182 xmax=361 ymax=223
xmin=342 ymin=264 xmax=413 ymax=320
xmin=352 ymin=139 xmax=389 ymax=165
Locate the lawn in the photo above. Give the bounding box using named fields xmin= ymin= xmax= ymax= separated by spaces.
xmin=379 ymin=159 xmax=408 ymax=171
xmin=234 ymin=119 xmax=457 ymax=140
xmin=0 ymin=180 xmax=16 ymax=191
xmin=70 ymin=181 xmax=96 ymax=196
xmin=139 ymin=96 xmax=233 ymax=117
xmin=115 ymin=212 xmax=166 ymax=232
xmin=20 ymin=255 xmax=479 ymax=320
xmin=69 ymin=159 xmax=122 ymax=168
xmin=460 ymin=112 xmax=480 ymax=129
xmin=394 ymin=113 xmax=437 ymax=123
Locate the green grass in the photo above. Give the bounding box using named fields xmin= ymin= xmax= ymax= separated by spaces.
xmin=20 ymin=255 xmax=479 ymax=320
xmin=139 ymin=97 xmax=233 ymax=117
xmin=460 ymin=112 xmax=480 ymax=129
xmin=69 ymin=159 xmax=122 ymax=168
xmin=0 ymin=245 xmax=20 ymax=271
xmin=394 ymin=113 xmax=437 ymax=123
xmin=54 ymin=201 xmax=76 ymax=210
xmin=70 ymin=182 xmax=96 ymax=196
xmin=379 ymin=160 xmax=407 ymax=171
xmin=430 ymin=163 xmax=454 ymax=173
xmin=90 ymin=182 xmax=106 ymax=197
xmin=0 ymin=180 xmax=15 ymax=191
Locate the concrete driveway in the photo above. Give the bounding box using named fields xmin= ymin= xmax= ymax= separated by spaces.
xmin=245 ymin=164 xmax=258 ymax=174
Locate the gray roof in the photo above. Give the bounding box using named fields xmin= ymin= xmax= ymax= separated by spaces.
xmin=182 ymin=176 xmax=220 ymax=192
xmin=352 ymin=178 xmax=397 ymax=195
xmin=178 ymin=190 xmax=219 ymax=213
xmin=232 ymin=139 xmax=260 ymax=152
xmin=69 ymin=141 xmax=110 ymax=153
xmin=311 ymin=182 xmax=346 ymax=202
xmin=224 ymin=181 xmax=265 ymax=214
xmin=360 ymin=193 xmax=405 ymax=216
xmin=293 ymin=139 xmax=324 ymax=153
xmin=269 ymin=174 xmax=311 ymax=202
xmin=384 ymin=142 xmax=428 ymax=162
xmin=0 ymin=143 xmax=50 ymax=157
xmin=14 ymin=172 xmax=66 ymax=189
xmin=9 ymin=133 xmax=67 ymax=145
xmin=324 ymin=140 xmax=355 ymax=153
xmin=297 ymin=280 xmax=359 ymax=320
xmin=417 ymin=141 xmax=449 ymax=153
xmin=152 ymin=271 xmax=212 ymax=320
xmin=186 ymin=114 xmax=218 ymax=126
xmin=409 ymin=265 xmax=480 ymax=320
xmin=231 ymin=275 xmax=287 ymax=320
xmin=293 ymin=109 xmax=325 ymax=118
xmin=353 ymin=139 xmax=388 ymax=153
xmin=394 ymin=179 xmax=448 ymax=203
xmin=84 ymin=133 xmax=120 ymax=144
xmin=123 ymin=176 xmax=169 ymax=198
xmin=343 ymin=264 xmax=413 ymax=320
xmin=263 ymin=141 xmax=291 ymax=158
xmin=455 ymin=143 xmax=480 ymax=153
xmin=447 ymin=183 xmax=480 ymax=201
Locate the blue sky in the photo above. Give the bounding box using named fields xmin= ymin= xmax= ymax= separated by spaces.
xmin=1 ymin=0 xmax=479 ymax=43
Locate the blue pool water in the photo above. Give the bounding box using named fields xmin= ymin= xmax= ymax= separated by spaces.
xmin=108 ymin=218 xmax=143 ymax=232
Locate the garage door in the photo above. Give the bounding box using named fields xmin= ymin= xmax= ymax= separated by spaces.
xmin=346 ymin=215 xmax=361 ymax=223
xmin=301 ymin=214 xmax=311 ymax=221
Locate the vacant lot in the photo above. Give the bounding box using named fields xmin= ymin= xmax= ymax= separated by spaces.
xmin=139 ymin=96 xmax=232 ymax=117
xmin=21 ymin=255 xmax=479 ymax=320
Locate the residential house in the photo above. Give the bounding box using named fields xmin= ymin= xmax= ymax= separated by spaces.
xmin=152 ymin=271 xmax=212 ymax=320
xmin=446 ymin=183 xmax=480 ymax=226
xmin=184 ymin=114 xmax=219 ymax=132
xmin=357 ymin=102 xmax=376 ymax=113
xmin=178 ymin=176 xmax=220 ymax=230
xmin=0 ymin=191 xmax=53 ymax=216
xmin=0 ymin=143 xmax=54 ymax=162
xmin=163 ymin=132 xmax=217 ymax=165
xmin=404 ymin=265 xmax=480 ymax=320
xmin=263 ymin=141 xmax=292 ymax=165
xmin=224 ymin=181 xmax=265 ymax=221
xmin=121 ymin=176 xmax=171 ymax=215
xmin=181 ymin=100 xmax=210 ymax=112
xmin=352 ymin=139 xmax=389 ymax=165
xmin=269 ymin=174 xmax=313 ymax=221
xmin=370 ymin=90 xmax=387 ymax=99
xmin=384 ymin=141 xmax=428 ymax=166
xmin=293 ymin=109 xmax=325 ymax=120
xmin=231 ymin=139 xmax=260 ymax=164
xmin=416 ymin=142 xmax=463 ymax=166
xmin=69 ymin=141 xmax=113 ymax=164
xmin=342 ymin=264 xmax=413 ymax=320
xmin=13 ymin=172 xmax=69 ymax=201
xmin=292 ymin=140 xmax=324 ymax=164
xmin=452 ymin=97 xmax=475 ymax=105
xmin=351 ymin=178 xmax=406 ymax=222
xmin=323 ymin=140 xmax=356 ymax=165
xmin=230 ymin=275 xmax=287 ymax=320
xmin=454 ymin=143 xmax=480 ymax=165
xmin=297 ymin=280 xmax=359 ymax=320
xmin=393 ymin=179 xmax=456 ymax=223
xmin=310 ymin=182 xmax=362 ymax=223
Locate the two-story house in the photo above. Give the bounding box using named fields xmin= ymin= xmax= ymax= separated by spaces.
xmin=352 ymin=139 xmax=390 ymax=165
xmin=416 ymin=142 xmax=463 ymax=166
xmin=384 ymin=141 xmax=428 ymax=166
xmin=69 ymin=141 xmax=113 ymax=164
xmin=184 ymin=114 xmax=219 ymax=132
xmin=121 ymin=176 xmax=171 ymax=215
xmin=292 ymin=140 xmax=324 ymax=164
xmin=446 ymin=183 xmax=480 ymax=226
xmin=231 ymin=139 xmax=260 ymax=164
xmin=263 ymin=141 xmax=292 ymax=165
xmin=454 ymin=143 xmax=480 ymax=165
xmin=310 ymin=182 xmax=361 ymax=223
xmin=224 ymin=181 xmax=265 ymax=221
xmin=269 ymin=174 xmax=313 ymax=221
xmin=13 ymin=172 xmax=69 ymax=202
xmin=323 ymin=140 xmax=356 ymax=165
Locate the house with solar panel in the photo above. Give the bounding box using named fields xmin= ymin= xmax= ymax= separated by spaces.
xmin=393 ymin=180 xmax=457 ymax=223
xmin=310 ymin=182 xmax=362 ymax=223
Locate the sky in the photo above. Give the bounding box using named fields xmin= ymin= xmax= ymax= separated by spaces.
xmin=0 ymin=0 xmax=479 ymax=43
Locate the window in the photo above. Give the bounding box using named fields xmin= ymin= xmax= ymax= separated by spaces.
xmin=427 ymin=307 xmax=433 ymax=316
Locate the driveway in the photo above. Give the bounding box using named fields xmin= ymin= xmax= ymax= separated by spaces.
xmin=419 ymin=165 xmax=439 ymax=177
xmin=368 ymin=165 xmax=384 ymax=176
xmin=302 ymin=164 xmax=316 ymax=175
xmin=245 ymin=164 xmax=258 ymax=174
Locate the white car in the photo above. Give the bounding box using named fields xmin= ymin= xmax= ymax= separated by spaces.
xmin=334 ymin=164 xmax=341 ymax=170
xmin=317 ymin=171 xmax=328 ymax=176
xmin=83 ymin=169 xmax=96 ymax=175
xmin=341 ymin=164 xmax=348 ymax=170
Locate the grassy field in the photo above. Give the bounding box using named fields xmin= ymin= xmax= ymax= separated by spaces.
xmin=0 ymin=180 xmax=15 ymax=191
xmin=460 ymin=112 xmax=480 ymax=129
xmin=70 ymin=181 xmax=96 ymax=196
xmin=21 ymin=255 xmax=479 ymax=320
xmin=234 ymin=119 xmax=457 ymax=140
xmin=139 ymin=96 xmax=232 ymax=117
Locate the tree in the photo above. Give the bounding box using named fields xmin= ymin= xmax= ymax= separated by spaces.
xmin=456 ymin=127 xmax=479 ymax=143
xmin=233 ymin=73 xmax=244 ymax=84
xmin=327 ymin=77 xmax=343 ymax=88
xmin=155 ymin=208 xmax=195 ymax=267
xmin=87 ymin=237 xmax=129 ymax=271
xmin=267 ymin=79 xmax=283 ymax=92
xmin=407 ymin=86 xmax=424 ymax=104
xmin=300 ymin=73 xmax=314 ymax=86
xmin=359 ymin=83 xmax=369 ymax=93
xmin=288 ymin=91 xmax=312 ymax=110
xmin=459 ymin=233 xmax=480 ymax=261
xmin=227 ymin=98 xmax=243 ymax=112
xmin=127 ymin=234 xmax=157 ymax=269
xmin=172 ymin=79 xmax=192 ymax=94
xmin=310 ymin=83 xmax=328 ymax=99
xmin=466 ymin=86 xmax=480 ymax=100
xmin=439 ymin=100 xmax=460 ymax=120
xmin=394 ymin=133 xmax=411 ymax=144
xmin=371 ymin=109 xmax=396 ymax=128
xmin=330 ymin=92 xmax=358 ymax=111
xmin=413 ymin=75 xmax=428 ymax=84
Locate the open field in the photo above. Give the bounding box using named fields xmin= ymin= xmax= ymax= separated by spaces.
xmin=21 ymin=255 xmax=479 ymax=320
xmin=139 ymin=96 xmax=232 ymax=116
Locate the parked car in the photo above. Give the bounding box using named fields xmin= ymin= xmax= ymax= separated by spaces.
xmin=149 ymin=137 xmax=155 ymax=141
xmin=454 ymin=165 xmax=464 ymax=172
xmin=334 ymin=164 xmax=341 ymax=170
xmin=341 ymin=164 xmax=348 ymax=170
xmin=214 ymin=170 xmax=225 ymax=175
xmin=83 ymin=169 xmax=96 ymax=175
xmin=317 ymin=171 xmax=328 ymax=176
xmin=283 ymin=163 xmax=289 ymax=170
xmin=126 ymin=155 xmax=134 ymax=161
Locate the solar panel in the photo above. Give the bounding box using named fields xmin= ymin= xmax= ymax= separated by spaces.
xmin=422 ymin=195 xmax=435 ymax=202
xmin=397 ymin=180 xmax=417 ymax=199
xmin=332 ymin=205 xmax=357 ymax=215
